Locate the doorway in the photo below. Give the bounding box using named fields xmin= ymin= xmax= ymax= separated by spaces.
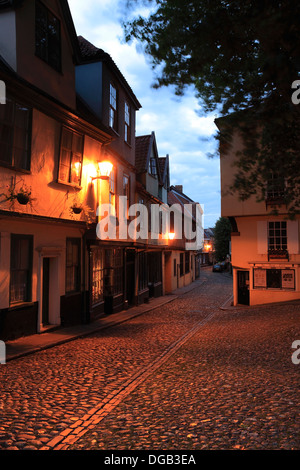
xmin=237 ymin=270 xmax=250 ymax=305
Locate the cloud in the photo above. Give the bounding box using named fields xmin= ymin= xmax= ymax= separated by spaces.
xmin=68 ymin=0 xmax=220 ymax=228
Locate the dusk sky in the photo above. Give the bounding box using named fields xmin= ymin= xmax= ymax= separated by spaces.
xmin=68 ymin=0 xmax=221 ymax=229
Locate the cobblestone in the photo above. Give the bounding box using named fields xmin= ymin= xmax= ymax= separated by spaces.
xmin=0 ymin=269 xmax=299 ymax=450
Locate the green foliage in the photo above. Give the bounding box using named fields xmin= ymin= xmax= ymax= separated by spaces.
xmin=122 ymin=0 xmax=300 ymax=215
xmin=213 ymin=217 xmax=231 ymax=262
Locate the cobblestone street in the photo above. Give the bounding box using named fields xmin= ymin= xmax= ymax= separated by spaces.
xmin=0 ymin=268 xmax=299 ymax=451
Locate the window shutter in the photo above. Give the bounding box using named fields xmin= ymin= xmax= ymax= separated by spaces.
xmin=287 ymin=220 xmax=299 ymax=254
xmin=257 ymin=221 xmax=268 ymax=254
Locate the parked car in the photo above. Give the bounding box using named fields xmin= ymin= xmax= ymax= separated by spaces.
xmin=212 ymin=261 xmax=226 ymax=272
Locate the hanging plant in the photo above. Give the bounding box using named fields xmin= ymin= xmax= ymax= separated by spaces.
xmin=69 ymin=193 xmax=95 ymax=226
xmin=0 ymin=181 xmax=35 ymax=207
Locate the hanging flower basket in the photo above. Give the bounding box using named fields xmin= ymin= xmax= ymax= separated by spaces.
xmin=16 ymin=192 xmax=30 ymax=205
xmin=71 ymin=205 xmax=83 ymax=214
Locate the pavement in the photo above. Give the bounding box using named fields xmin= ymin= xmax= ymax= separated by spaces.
xmin=5 ymin=277 xmax=206 ymax=362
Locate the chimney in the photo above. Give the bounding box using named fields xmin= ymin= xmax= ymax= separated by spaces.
xmin=174 ymin=185 xmax=183 ymax=193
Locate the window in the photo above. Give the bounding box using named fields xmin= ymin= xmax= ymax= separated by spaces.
xmin=185 ymin=252 xmax=190 ymax=274
xmin=35 ymin=1 xmax=61 ymax=71
xmin=268 ymin=221 xmax=287 ymax=251
xmin=149 ymin=157 xmax=157 ymax=176
xmin=180 ymin=253 xmax=184 ymax=277
xmin=254 ymin=268 xmax=295 ymax=290
xmin=266 ymin=174 xmax=285 ymax=202
xmin=148 ymin=252 xmax=162 ymax=284
xmin=267 ymin=269 xmax=282 ymax=289
xmin=10 ymin=235 xmax=33 ymax=304
xmin=138 ymin=252 xmax=148 ymax=291
xmin=104 ymin=249 xmax=123 ymax=296
xmin=91 ymin=247 xmax=104 ymax=305
xmin=0 ymin=97 xmax=31 ymax=170
xmin=123 ymin=174 xmax=130 ymax=218
xmin=58 ymin=127 xmax=83 ymax=186
xmin=124 ymin=102 xmax=131 ymax=144
xmin=66 ymin=238 xmax=81 ymax=293
xmin=109 ymin=169 xmax=116 ymax=215
xmin=109 ymin=83 xmax=117 ymax=131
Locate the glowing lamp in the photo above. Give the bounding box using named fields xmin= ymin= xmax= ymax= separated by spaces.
xmin=168 ymin=232 xmax=175 ymax=240
xmin=98 ymin=161 xmax=113 ymax=180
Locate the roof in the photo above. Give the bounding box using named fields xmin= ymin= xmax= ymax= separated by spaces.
xmin=78 ymin=36 xmax=141 ymax=110
xmin=135 ymin=134 xmax=153 ymax=173
xmin=168 ymin=186 xmax=198 ymax=220
xmin=204 ymin=228 xmax=214 ymax=239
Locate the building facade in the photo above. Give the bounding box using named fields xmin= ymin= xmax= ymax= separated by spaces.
xmin=217 ymin=116 xmax=300 ymax=306
xmin=0 ymin=0 xmax=203 ymax=341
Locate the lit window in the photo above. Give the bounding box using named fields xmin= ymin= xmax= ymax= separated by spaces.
xmin=58 ymin=127 xmax=83 ymax=186
xmin=109 ymin=169 xmax=116 ymax=215
xmin=91 ymin=247 xmax=104 ymax=305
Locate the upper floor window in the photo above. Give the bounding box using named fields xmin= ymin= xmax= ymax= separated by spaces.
xmin=268 ymin=221 xmax=287 ymax=251
xmin=149 ymin=157 xmax=157 ymax=176
xmin=109 ymin=168 xmax=116 ymax=215
xmin=35 ymin=1 xmax=61 ymax=72
xmin=266 ymin=174 xmax=285 ymax=203
xmin=123 ymin=174 xmax=130 ymax=218
xmin=109 ymin=83 xmax=117 ymax=131
xmin=58 ymin=127 xmax=83 ymax=186
xmin=0 ymin=97 xmax=31 ymax=171
xmin=124 ymin=102 xmax=131 ymax=144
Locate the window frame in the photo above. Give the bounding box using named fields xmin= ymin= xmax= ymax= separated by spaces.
xmin=109 ymin=83 xmax=118 ymax=132
xmin=10 ymin=234 xmax=33 ymax=305
xmin=180 ymin=253 xmax=184 ymax=277
xmin=58 ymin=126 xmax=84 ymax=187
xmin=185 ymin=252 xmax=190 ymax=274
xmin=124 ymin=101 xmax=131 ymax=144
xmin=65 ymin=238 xmax=81 ymax=294
xmin=0 ymin=96 xmax=32 ymax=171
xmin=35 ymin=0 xmax=62 ymax=72
xmin=123 ymin=173 xmax=130 ymax=219
xmin=91 ymin=246 xmax=104 ymax=306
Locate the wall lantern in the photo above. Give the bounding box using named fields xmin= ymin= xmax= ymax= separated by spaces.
xmin=168 ymin=232 xmax=175 ymax=240
xmin=91 ymin=161 xmax=113 ymax=181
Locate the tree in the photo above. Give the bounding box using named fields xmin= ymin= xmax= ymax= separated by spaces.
xmin=122 ymin=0 xmax=300 ymax=216
xmin=213 ymin=217 xmax=231 ymax=262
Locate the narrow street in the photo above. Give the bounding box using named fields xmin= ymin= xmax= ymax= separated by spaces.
xmin=0 ymin=268 xmax=299 ymax=451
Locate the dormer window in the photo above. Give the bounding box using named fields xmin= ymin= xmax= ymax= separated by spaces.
xmin=125 ymin=102 xmax=131 ymax=144
xmin=149 ymin=157 xmax=157 ymax=176
xmin=35 ymin=1 xmax=61 ymax=72
xmin=109 ymin=83 xmax=118 ymax=131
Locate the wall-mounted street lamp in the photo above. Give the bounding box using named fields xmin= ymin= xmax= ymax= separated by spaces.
xmin=168 ymin=232 xmax=175 ymax=240
xmin=91 ymin=161 xmax=113 ymax=181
